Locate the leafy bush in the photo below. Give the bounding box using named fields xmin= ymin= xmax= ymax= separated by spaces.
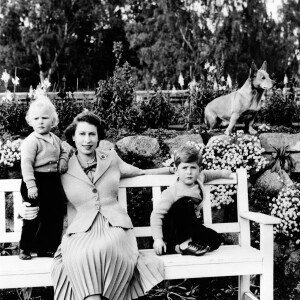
xmin=94 ymin=42 xmax=136 ymax=130
xmin=54 ymin=100 xmax=90 ymax=134
xmin=261 ymin=89 xmax=297 ymax=126
xmin=0 ymin=102 xmax=29 ymax=135
xmin=139 ymin=88 xmax=174 ymax=129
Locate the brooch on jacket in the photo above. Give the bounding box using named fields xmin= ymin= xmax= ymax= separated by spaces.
xmin=99 ymin=153 xmax=108 ymax=160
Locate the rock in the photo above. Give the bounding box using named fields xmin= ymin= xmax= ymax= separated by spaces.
xmin=259 ymin=133 xmax=300 ymax=172
xmin=254 ymin=169 xmax=293 ymax=194
xmin=98 ymin=140 xmax=115 ymax=151
xmin=116 ymin=135 xmax=160 ymax=158
xmin=259 ymin=133 xmax=300 ymax=152
xmin=291 ymin=153 xmax=300 ymax=173
xmin=164 ymin=134 xmax=203 ymax=154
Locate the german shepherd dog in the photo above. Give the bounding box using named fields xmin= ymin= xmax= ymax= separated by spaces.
xmin=204 ymin=61 xmax=274 ymax=135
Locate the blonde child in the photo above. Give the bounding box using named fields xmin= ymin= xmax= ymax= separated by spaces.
xmin=151 ymin=144 xmax=232 ymax=256
xmin=19 ymin=96 xmax=68 ymax=260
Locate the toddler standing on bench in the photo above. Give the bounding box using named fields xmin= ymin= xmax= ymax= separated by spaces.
xmin=151 ymin=144 xmax=231 ymax=256
xmin=19 ymin=96 xmax=68 ymax=260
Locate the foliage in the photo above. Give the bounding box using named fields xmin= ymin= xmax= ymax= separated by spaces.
xmin=269 ymin=146 xmax=295 ymax=175
xmin=0 ymin=138 xmax=22 ymax=168
xmin=0 ymin=0 xmax=130 ymax=89
xmin=143 ymin=277 xmax=239 ymax=300
xmin=125 ymin=0 xmax=213 ymax=88
xmin=0 ymin=102 xmax=29 ymax=135
xmin=270 ymin=183 xmax=300 ymax=246
xmin=124 ymin=0 xmax=295 ymax=88
xmin=54 ymin=100 xmax=90 ymax=135
xmin=139 ymin=88 xmax=174 ymax=129
xmin=1 ymin=0 xmax=300 ymax=91
xmin=261 ymin=89 xmax=297 ymax=126
xmin=95 ymin=42 xmax=136 ymax=130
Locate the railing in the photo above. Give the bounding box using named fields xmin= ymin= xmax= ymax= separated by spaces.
xmin=134 ymin=90 xmax=189 ymax=104
xmin=0 ymin=90 xmax=190 ymax=104
xmin=1 ymin=88 xmax=300 ymax=104
xmin=0 ymin=91 xmax=96 ymax=102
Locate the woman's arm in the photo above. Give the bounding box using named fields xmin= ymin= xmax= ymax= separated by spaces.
xmin=115 ymin=149 xmax=176 ymax=177
xmin=143 ymin=166 xmax=175 ymax=175
xmin=201 ymin=169 xmax=232 ymax=183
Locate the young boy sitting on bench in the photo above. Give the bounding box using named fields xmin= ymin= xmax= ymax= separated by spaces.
xmin=151 ymin=143 xmax=232 ymax=256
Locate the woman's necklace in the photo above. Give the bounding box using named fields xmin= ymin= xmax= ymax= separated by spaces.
xmin=77 ymin=154 xmax=97 ymax=169
xmin=86 ymin=156 xmax=96 ymax=165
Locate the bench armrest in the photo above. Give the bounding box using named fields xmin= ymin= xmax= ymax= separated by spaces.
xmin=240 ymin=211 xmax=281 ymax=225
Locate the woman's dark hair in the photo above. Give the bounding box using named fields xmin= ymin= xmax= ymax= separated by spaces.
xmin=64 ymin=111 xmax=106 ymax=148
xmin=174 ymin=144 xmax=202 ymax=167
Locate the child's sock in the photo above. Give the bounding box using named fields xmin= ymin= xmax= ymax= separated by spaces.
xmin=178 ymin=238 xmax=192 ymax=251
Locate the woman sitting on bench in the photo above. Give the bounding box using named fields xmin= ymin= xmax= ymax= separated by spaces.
xmin=20 ymin=110 xmax=174 ymax=300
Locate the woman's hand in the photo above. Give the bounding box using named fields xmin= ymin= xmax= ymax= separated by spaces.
xmin=20 ymin=202 xmax=39 ymax=220
xmin=153 ymin=238 xmax=167 ymax=255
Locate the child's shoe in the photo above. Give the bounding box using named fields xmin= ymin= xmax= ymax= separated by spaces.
xmin=19 ymin=249 xmax=31 ymax=260
xmin=37 ymin=251 xmax=54 ymax=257
xmin=179 ymin=242 xmax=209 ymax=256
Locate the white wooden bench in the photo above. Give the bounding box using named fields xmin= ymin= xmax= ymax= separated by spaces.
xmin=0 ymin=168 xmax=280 ymax=300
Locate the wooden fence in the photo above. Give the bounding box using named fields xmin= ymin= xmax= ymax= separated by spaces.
xmin=0 ymin=90 xmax=190 ymax=104
xmin=1 ymin=88 xmax=300 ymax=104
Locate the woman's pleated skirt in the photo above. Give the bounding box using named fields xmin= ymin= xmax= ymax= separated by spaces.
xmin=52 ymin=213 xmax=164 ymax=300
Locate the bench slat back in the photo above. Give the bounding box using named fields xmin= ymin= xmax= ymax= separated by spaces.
xmin=0 ymin=169 xmax=248 ymax=247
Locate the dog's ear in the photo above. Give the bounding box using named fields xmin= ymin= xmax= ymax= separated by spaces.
xmin=260 ymin=61 xmax=267 ymax=71
xmin=249 ymin=61 xmax=258 ymax=78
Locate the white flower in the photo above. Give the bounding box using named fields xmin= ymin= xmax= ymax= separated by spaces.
xmin=209 ymin=65 xmax=216 ymax=73
xmin=1 ymin=70 xmax=10 ymax=83
xmin=226 ymin=75 xmax=232 ymax=88
xmin=3 ymin=90 xmax=13 ymax=101
xmin=178 ymin=72 xmax=184 ymax=87
xmin=12 ymin=76 xmax=19 ymax=86
xmin=204 ymin=62 xmax=210 ymax=70
xmin=151 ymin=77 xmax=157 ymax=86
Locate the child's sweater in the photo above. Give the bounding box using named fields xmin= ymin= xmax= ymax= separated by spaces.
xmin=150 ymin=169 xmax=231 ymax=240
xmin=21 ymin=132 xmax=68 ymax=189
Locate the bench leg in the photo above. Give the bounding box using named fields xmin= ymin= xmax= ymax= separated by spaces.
xmin=238 ymin=275 xmax=250 ymax=300
xmin=260 ymin=224 xmax=274 ymax=300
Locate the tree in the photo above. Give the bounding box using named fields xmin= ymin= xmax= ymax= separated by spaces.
xmin=124 ymin=0 xmax=215 ymax=89
xmin=0 ymin=0 xmax=129 ymax=90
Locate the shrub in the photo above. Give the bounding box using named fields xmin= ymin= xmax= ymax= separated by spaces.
xmin=139 ymin=88 xmax=174 ymax=129
xmin=94 ymin=42 xmax=136 ymax=130
xmin=54 ymin=100 xmax=89 ymax=134
xmin=0 ymin=102 xmax=29 ymax=135
xmin=261 ymin=89 xmax=297 ymax=126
